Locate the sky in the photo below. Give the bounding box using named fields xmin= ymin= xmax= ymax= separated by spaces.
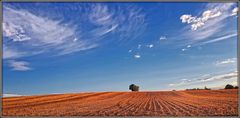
xmin=2 ymin=2 xmax=238 ymax=96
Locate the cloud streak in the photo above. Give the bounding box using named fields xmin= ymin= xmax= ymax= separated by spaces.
xmin=200 ymin=33 xmax=237 ymax=45
xmin=3 ymin=45 xmax=25 ymax=59
xmin=9 ymin=60 xmax=32 ymax=71
xmin=216 ymin=58 xmax=236 ymax=66
xmin=3 ymin=93 xmax=23 ymax=97
xmin=169 ymin=71 xmax=237 ymax=87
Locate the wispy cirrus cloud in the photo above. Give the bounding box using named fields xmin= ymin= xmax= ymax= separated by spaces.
xmin=3 ymin=22 xmax=31 ymax=42
xmin=86 ymin=4 xmax=146 ymax=43
xmin=87 ymin=4 xmax=119 ymax=38
xmin=3 ymin=6 xmax=93 ymax=56
xmin=200 ymin=33 xmax=237 ymax=45
xmin=169 ymin=71 xmax=237 ymax=87
xmin=9 ymin=60 xmax=32 ymax=71
xmin=3 ymin=45 xmax=25 ymax=59
xmin=216 ymin=58 xmax=236 ymax=66
xmin=3 ymin=3 xmax=147 ymax=70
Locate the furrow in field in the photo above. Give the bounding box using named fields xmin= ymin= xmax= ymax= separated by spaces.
xmin=3 ymin=92 xmax=111 ymax=109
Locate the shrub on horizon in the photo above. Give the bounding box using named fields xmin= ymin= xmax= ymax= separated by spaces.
xmin=225 ymin=84 xmax=234 ymax=89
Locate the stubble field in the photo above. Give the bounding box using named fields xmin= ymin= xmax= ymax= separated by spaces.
xmin=2 ymin=89 xmax=238 ymax=116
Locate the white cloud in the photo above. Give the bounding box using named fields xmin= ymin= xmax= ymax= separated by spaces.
xmin=179 ymin=3 xmax=237 ymax=43
xmin=180 ymin=46 xmax=191 ymax=52
xmin=3 ymin=94 xmax=23 ymax=97
xmin=159 ymin=36 xmax=167 ymax=40
xmin=180 ymin=15 xmax=193 ymax=23
xmin=146 ymin=44 xmax=154 ymax=48
xmin=9 ymin=60 xmax=32 ymax=71
xmin=73 ymin=38 xmax=78 ymax=42
xmin=134 ymin=54 xmax=141 ymax=59
xmin=169 ymin=71 xmax=237 ymax=87
xmin=128 ymin=50 xmax=132 ymax=53
xmin=180 ymin=9 xmax=222 ymax=30
xmin=181 ymin=48 xmax=186 ymax=51
xmin=231 ymin=7 xmax=238 ymax=16
xmin=216 ymin=58 xmax=236 ymax=66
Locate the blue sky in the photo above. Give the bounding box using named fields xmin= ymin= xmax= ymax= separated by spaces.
xmin=3 ymin=2 xmax=238 ymax=95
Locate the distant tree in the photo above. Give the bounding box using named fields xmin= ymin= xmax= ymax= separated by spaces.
xmin=234 ymin=86 xmax=239 ymax=89
xmin=204 ymin=86 xmax=211 ymax=90
xmin=225 ymin=84 xmax=234 ymax=89
xmin=129 ymin=84 xmax=139 ymax=91
xmin=172 ymin=90 xmax=176 ymax=91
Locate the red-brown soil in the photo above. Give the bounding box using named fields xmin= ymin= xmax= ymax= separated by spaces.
xmin=2 ymin=89 xmax=238 ymax=116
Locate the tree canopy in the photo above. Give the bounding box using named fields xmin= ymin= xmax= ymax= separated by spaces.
xmin=129 ymin=84 xmax=139 ymax=91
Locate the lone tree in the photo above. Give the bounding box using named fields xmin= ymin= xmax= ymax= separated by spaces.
xmin=225 ymin=84 xmax=234 ymax=89
xmin=129 ymin=84 xmax=139 ymax=91
xmin=204 ymin=86 xmax=211 ymax=90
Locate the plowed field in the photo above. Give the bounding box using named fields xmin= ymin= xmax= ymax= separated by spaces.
xmin=2 ymin=89 xmax=238 ymax=116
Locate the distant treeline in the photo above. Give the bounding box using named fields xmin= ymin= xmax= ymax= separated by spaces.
xmin=186 ymin=86 xmax=211 ymax=91
xmin=185 ymin=84 xmax=238 ymax=91
xmin=224 ymin=84 xmax=238 ymax=89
